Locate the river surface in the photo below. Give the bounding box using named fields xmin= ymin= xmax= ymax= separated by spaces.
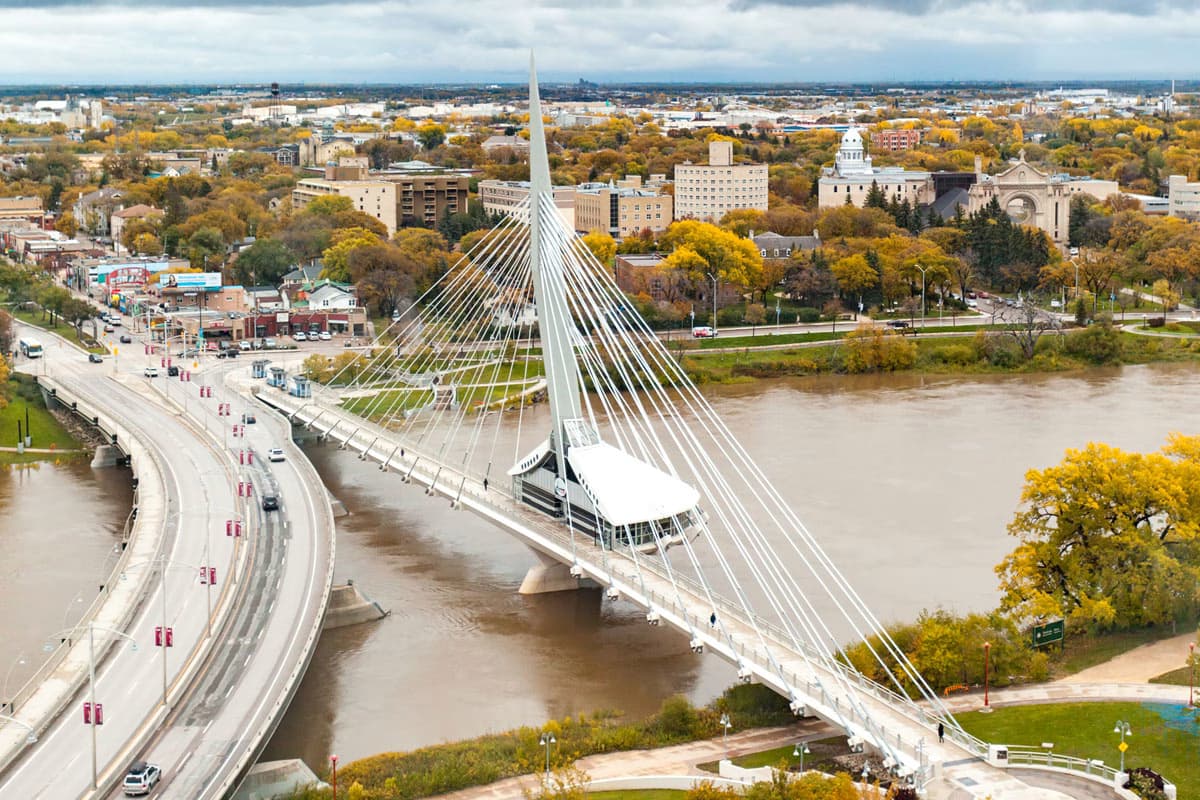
xmin=263 ymin=362 xmax=1200 ymax=768
xmin=0 ymin=458 xmax=133 ymax=704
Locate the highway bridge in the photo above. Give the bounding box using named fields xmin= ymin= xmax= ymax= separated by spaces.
xmin=0 ymin=324 xmax=334 ymax=799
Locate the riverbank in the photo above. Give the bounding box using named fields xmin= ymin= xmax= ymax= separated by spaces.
xmin=0 ymin=374 xmax=86 ymax=464
xmin=681 ymin=327 xmax=1200 ymax=384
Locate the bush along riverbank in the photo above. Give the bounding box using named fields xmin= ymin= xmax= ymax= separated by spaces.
xmin=681 ymin=319 xmax=1200 ymax=384
xmin=284 ymin=685 xmax=793 ymax=800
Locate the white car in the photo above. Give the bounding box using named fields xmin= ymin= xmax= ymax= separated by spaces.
xmin=122 ymin=761 xmax=161 ymax=796
xmin=292 ymin=332 xmax=307 ymax=342
xmin=143 ymin=366 xmax=160 ymax=378
xmin=239 ymin=340 xmax=252 ymax=351
xmin=268 ymin=447 xmax=285 ymax=462
xmin=319 ymin=331 xmax=332 ymax=341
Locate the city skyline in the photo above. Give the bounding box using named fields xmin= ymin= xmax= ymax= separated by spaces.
xmin=1 ymin=0 xmax=1196 ymax=84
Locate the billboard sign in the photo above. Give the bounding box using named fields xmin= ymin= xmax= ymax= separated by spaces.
xmin=161 ymin=272 xmax=222 ymax=292
xmin=107 ymin=266 xmax=149 ymax=289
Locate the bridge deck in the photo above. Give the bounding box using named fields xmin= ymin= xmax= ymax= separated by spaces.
xmin=253 ymin=378 xmax=1065 ymax=800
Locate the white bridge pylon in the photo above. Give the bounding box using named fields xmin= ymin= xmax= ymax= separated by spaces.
xmin=257 ymin=56 xmax=1050 ymax=796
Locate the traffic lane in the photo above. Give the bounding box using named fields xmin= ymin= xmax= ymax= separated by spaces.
xmin=130 ymin=365 xmax=325 ymax=798
xmin=3 ymin=384 xmax=233 ymax=796
xmin=0 ymin=363 xmax=239 ymax=796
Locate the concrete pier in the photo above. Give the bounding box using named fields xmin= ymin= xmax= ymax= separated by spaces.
xmin=323 ymin=581 xmax=388 ymax=630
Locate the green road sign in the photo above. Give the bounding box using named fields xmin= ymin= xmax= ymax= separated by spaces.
xmin=1033 ymin=619 xmax=1065 ymax=647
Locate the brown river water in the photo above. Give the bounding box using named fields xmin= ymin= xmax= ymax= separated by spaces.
xmin=263 ymin=363 xmax=1200 ymax=768
xmin=5 ymin=365 xmax=1200 ymax=771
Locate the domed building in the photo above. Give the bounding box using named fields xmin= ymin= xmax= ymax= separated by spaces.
xmin=817 ymin=127 xmax=934 ymax=209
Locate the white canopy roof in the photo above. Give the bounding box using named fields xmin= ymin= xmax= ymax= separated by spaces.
xmin=567 ymin=442 xmax=699 ymax=527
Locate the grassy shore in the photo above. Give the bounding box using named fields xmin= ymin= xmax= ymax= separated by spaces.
xmin=0 ymin=374 xmax=84 ymax=464
xmin=680 ymin=329 xmax=1200 ymax=384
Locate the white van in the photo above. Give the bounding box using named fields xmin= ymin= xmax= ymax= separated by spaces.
xmin=691 ymin=326 xmax=717 ymax=339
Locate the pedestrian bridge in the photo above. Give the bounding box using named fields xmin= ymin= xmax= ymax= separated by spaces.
xmin=255 ymin=59 xmax=1122 ymax=800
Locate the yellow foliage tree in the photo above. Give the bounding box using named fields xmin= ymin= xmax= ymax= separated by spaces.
xmin=997 ymin=435 xmax=1200 ymax=630
xmin=579 ymin=230 xmax=616 ymax=265
xmin=321 ymin=227 xmax=382 ymax=282
xmin=659 ymin=220 xmax=763 ymax=289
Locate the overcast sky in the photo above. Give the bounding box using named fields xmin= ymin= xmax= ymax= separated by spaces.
xmin=0 ymin=0 xmax=1195 ymax=85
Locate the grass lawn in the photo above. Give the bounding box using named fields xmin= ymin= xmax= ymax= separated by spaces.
xmin=1150 ymin=666 xmax=1193 ymax=687
xmin=1049 ymin=625 xmax=1187 ymax=678
xmin=589 ymin=791 xmax=688 ymax=800
xmin=957 ymin=702 xmax=1199 ymax=795
xmin=696 ymin=736 xmax=851 ymax=775
xmin=0 ymin=375 xmax=83 ymax=463
xmin=10 ymin=306 xmax=106 ymax=354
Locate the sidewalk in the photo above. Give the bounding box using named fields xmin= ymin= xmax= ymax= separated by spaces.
xmin=431 ymin=722 xmax=823 ymax=800
xmin=1057 ymin=632 xmax=1193 ymax=685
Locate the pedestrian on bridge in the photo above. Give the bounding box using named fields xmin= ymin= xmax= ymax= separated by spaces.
xmin=483 ymin=477 xmax=489 ymax=492
xmin=938 ymin=722 xmax=944 ymax=743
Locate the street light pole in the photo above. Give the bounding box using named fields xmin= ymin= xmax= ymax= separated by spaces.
xmin=793 ymin=741 xmax=810 ymax=773
xmin=707 ymin=271 xmax=718 ymax=333
xmin=983 ymin=641 xmax=991 ymax=709
xmin=720 ymin=712 xmax=731 ymax=751
xmin=539 ymin=733 xmax=556 ymax=777
xmin=1113 ymin=720 xmax=1132 ymax=774
xmin=331 ymin=754 xmax=338 ymax=800
xmin=1190 ymin=643 xmax=1195 ymax=708
xmin=916 ymin=264 xmax=928 ymax=329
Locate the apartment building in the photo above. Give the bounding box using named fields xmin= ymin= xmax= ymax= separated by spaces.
xmin=575 ymin=181 xmax=673 ymax=239
xmin=673 ymin=140 xmax=768 ymax=222
xmin=477 ymin=180 xmax=577 ymax=228
xmin=292 ymin=164 xmax=397 ymax=235
xmin=870 ymin=128 xmax=922 ymax=152
xmin=377 ymin=174 xmax=469 ymax=228
xmin=1168 ymin=174 xmax=1200 ymax=220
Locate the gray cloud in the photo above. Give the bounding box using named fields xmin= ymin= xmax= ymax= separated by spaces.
xmin=731 ymin=0 xmax=1191 ymax=13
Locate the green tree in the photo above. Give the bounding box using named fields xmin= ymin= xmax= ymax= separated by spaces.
xmin=231 ymin=239 xmax=294 ymax=287
xmin=417 ymin=122 xmax=447 ymax=150
xmin=187 ymin=227 xmax=226 ymax=269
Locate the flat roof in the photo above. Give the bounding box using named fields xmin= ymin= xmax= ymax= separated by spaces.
xmin=568 ymin=441 xmax=699 ymax=527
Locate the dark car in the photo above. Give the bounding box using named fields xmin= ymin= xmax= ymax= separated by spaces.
xmin=261 ymin=494 xmax=279 ymax=512
xmin=167 ymin=365 xmax=180 ymax=377
xmin=88 ymin=353 xmax=104 ymax=364
xmin=885 ymin=320 xmax=910 ymax=329
xmin=242 ymin=413 xmax=256 ymax=424
xmin=119 ymin=334 xmax=132 ymax=344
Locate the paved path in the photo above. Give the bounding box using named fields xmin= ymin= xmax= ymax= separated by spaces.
xmin=431 ymin=722 xmax=824 ymax=800
xmin=1057 ymin=632 xmax=1193 ymax=685
xmin=940 ymin=681 xmax=1190 ymax=715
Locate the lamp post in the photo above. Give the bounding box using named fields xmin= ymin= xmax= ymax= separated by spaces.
xmin=48 ymin=622 xmax=137 ymax=789
xmin=983 ymin=641 xmax=992 ymax=709
xmin=330 ymin=754 xmax=338 ymax=800
xmin=122 ymin=554 xmax=199 ymax=706
xmin=0 ymin=714 xmax=37 ymax=746
xmin=706 ymin=271 xmax=718 ymax=332
xmin=793 ymin=741 xmax=811 ymax=773
xmin=2 ymin=652 xmax=27 ymax=713
xmin=1113 ymin=720 xmax=1132 ymax=774
xmin=720 ymin=712 xmax=732 ymax=751
xmin=775 ymin=298 xmax=781 ymax=328
xmin=1190 ymin=642 xmax=1196 ymax=708
xmin=539 ymin=733 xmax=556 ymax=777
xmin=915 ymin=263 xmax=928 ymax=329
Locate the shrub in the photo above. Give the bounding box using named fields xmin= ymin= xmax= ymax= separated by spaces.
xmin=842 ymin=326 xmax=917 ymax=373
xmin=926 ymin=344 xmax=977 ymax=366
xmin=1064 ymin=322 xmax=1123 ymax=365
xmin=657 ymin=694 xmax=701 ymax=739
xmin=796 ymin=307 xmax=822 ymax=324
xmin=1148 ymin=316 xmax=1166 ymax=328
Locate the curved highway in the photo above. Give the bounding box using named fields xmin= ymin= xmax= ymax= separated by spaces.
xmin=0 ymin=322 xmax=333 ymax=799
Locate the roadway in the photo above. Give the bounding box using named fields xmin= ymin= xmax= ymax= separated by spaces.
xmin=0 ymin=320 xmax=332 ymax=799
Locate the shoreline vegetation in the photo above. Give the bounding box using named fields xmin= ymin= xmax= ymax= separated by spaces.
xmin=677 ymin=323 xmax=1200 ymax=384
xmin=0 ymin=373 xmax=85 ymax=465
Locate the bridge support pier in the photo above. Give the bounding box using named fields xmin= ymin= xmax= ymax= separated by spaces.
xmin=518 ymin=549 xmax=592 ymax=594
xmin=91 ymin=444 xmax=122 ymax=468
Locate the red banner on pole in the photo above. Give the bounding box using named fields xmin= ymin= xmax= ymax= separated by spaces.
xmin=83 ymin=701 xmax=91 ymax=725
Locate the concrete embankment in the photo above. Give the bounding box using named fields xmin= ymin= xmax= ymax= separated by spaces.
xmin=232 ymin=758 xmax=327 ymax=800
